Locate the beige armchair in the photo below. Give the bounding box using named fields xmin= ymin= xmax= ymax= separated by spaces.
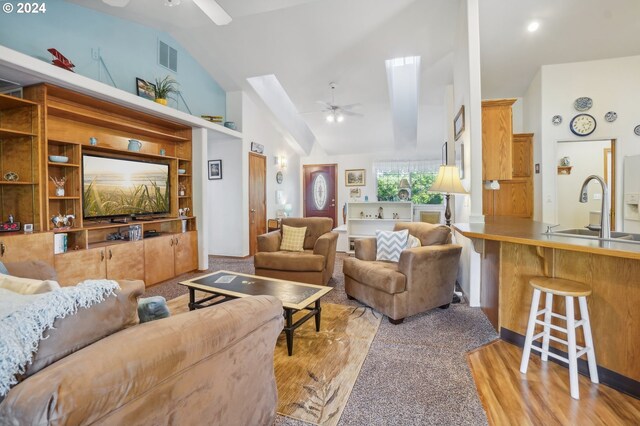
xmin=343 ymin=222 xmax=462 ymax=324
xmin=254 ymin=217 xmax=338 ymax=285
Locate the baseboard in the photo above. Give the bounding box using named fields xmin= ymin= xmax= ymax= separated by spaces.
xmin=501 ymin=328 xmax=640 ymax=400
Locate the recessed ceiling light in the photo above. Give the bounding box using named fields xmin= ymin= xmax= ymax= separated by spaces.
xmin=527 ymin=21 xmax=540 ymax=32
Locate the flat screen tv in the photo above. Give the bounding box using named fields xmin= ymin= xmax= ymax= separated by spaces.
xmin=82 ymin=154 xmax=170 ymax=220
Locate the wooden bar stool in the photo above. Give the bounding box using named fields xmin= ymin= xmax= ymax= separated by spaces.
xmin=519 ymin=276 xmax=598 ymax=399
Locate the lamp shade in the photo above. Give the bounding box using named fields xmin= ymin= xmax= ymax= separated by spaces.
xmin=399 ymin=178 xmax=411 ymax=189
xmin=429 ymin=165 xmax=467 ymax=194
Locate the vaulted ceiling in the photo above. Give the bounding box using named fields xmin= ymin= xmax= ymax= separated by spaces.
xmin=66 ymin=0 xmax=640 ymax=156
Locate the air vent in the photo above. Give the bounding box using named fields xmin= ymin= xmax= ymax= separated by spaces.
xmin=158 ymin=40 xmax=178 ymax=72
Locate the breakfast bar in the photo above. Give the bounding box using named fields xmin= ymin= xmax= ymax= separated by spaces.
xmin=455 ymin=217 xmax=640 ymax=397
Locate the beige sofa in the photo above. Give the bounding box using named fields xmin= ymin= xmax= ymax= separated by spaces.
xmin=343 ymin=222 xmax=462 ymax=324
xmin=0 ymin=263 xmax=284 ymax=425
xmin=254 ymin=217 xmax=338 ymax=285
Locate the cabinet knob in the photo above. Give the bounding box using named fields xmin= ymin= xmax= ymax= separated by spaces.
xmin=170 ymin=238 xmax=174 ymax=246
xmin=100 ymin=250 xmax=105 ymax=261
xmin=175 ymin=237 xmax=179 ymax=246
xmin=108 ymin=249 xmax=113 ymax=260
xmin=0 ymin=242 xmax=4 ymax=257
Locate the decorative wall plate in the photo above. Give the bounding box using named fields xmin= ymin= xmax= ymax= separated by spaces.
xmin=604 ymin=111 xmax=617 ymax=122
xmin=552 ymin=115 xmax=562 ymax=125
xmin=3 ymin=171 xmax=18 ymax=181
xmin=570 ymin=114 xmax=597 ymax=136
xmin=276 ymin=171 xmax=283 ymax=184
xmin=635 ymin=125 xmax=640 ymax=136
xmin=574 ymin=97 xmax=593 ymax=111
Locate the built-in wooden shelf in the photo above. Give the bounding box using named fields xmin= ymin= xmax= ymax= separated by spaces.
xmin=84 ymin=144 xmax=179 ymax=160
xmin=0 ymin=95 xmax=38 ymax=111
xmin=178 ymin=196 xmax=191 ymax=199
xmin=49 ymin=196 xmax=80 ymax=200
xmin=178 ymin=174 xmax=192 ymax=177
xmin=48 ymin=162 xmax=80 ymax=168
xmin=47 ymin=104 xmax=189 ymax=143
xmin=0 ymin=127 xmax=36 ymax=138
xmin=0 ymin=181 xmax=36 ymax=185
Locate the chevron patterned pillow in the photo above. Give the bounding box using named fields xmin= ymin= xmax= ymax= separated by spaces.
xmin=375 ymin=229 xmax=409 ymax=262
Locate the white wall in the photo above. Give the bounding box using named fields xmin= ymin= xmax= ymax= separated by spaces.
xmin=537 ymin=55 xmax=640 ymax=229
xmin=207 ymin=91 xmax=301 ymax=257
xmin=452 ymin=0 xmax=482 ymax=306
xmin=522 ymin=69 xmax=542 ymax=220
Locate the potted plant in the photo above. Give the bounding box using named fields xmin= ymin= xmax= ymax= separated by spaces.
xmin=154 ymin=76 xmax=179 ymax=105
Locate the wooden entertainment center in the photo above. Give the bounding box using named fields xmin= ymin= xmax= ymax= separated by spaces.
xmin=0 ymin=84 xmax=198 ymax=286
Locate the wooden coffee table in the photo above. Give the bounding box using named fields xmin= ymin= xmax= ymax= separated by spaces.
xmin=179 ymin=270 xmax=332 ymax=356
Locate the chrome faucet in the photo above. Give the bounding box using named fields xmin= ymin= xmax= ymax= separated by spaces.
xmin=579 ymin=175 xmax=610 ymax=239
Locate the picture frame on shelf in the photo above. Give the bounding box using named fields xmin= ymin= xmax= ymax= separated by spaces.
xmin=208 ymin=159 xmax=222 ymax=180
xmin=454 ymin=105 xmax=465 ymax=141
xmin=136 ymin=78 xmax=156 ymax=101
xmin=349 ymin=188 xmax=361 ymax=198
xmin=345 ymin=169 xmax=366 ymax=186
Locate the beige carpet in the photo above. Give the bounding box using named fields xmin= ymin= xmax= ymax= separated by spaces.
xmin=167 ymin=294 xmax=381 ymax=426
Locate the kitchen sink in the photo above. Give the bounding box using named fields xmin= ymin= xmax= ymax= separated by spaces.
xmin=546 ymin=228 xmax=640 ymax=243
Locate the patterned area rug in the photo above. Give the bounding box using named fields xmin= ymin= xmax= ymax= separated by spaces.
xmin=167 ymin=294 xmax=381 ymax=426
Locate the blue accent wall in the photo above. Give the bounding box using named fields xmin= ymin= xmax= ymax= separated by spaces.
xmin=0 ymin=1 xmax=225 ymax=118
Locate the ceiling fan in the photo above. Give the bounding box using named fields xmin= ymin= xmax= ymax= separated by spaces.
xmin=316 ymin=83 xmax=362 ymax=123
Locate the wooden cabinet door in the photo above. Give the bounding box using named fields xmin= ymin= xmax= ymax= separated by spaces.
xmin=174 ymin=231 xmax=198 ymax=276
xmin=492 ymin=181 xmax=533 ymax=218
xmin=482 ymin=99 xmax=516 ymax=181
xmin=55 ymin=248 xmax=107 ymax=286
xmin=106 ymin=241 xmax=145 ymax=281
xmin=144 ymin=235 xmax=175 ymax=286
xmin=512 ymin=133 xmax=533 ymax=178
xmin=0 ymin=232 xmax=54 ymax=265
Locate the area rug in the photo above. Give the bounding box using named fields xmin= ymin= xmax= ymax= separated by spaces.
xmin=167 ymin=294 xmax=381 ymax=426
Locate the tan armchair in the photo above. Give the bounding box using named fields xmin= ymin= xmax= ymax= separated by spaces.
xmin=254 ymin=217 xmax=338 ymax=285
xmin=343 ymin=222 xmax=462 ymax=324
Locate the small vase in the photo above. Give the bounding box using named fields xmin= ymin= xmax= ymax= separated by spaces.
xmin=155 ymin=98 xmax=168 ymax=106
xmin=55 ymin=187 xmax=65 ymax=197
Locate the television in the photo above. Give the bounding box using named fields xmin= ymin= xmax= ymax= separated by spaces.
xmin=82 ymin=154 xmax=170 ymax=220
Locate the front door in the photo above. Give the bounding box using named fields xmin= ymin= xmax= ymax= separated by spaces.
xmin=249 ymin=153 xmax=266 ymax=255
xmin=303 ymin=164 xmax=337 ymax=228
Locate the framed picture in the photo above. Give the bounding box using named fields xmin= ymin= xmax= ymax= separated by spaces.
xmin=349 ymin=188 xmax=361 ymax=198
xmin=454 ymin=105 xmax=465 ymax=141
xmin=250 ymin=142 xmax=264 ymax=154
xmin=345 ymin=169 xmax=366 ymax=186
xmin=136 ymin=78 xmax=156 ymax=101
xmin=208 ymin=159 xmax=222 ymax=180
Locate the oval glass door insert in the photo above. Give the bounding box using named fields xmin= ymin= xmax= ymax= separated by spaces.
xmin=313 ymin=174 xmax=328 ymax=209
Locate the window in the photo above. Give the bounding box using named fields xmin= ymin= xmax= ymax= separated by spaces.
xmin=374 ymin=160 xmax=443 ymax=205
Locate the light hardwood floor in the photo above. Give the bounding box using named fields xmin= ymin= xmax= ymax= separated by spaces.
xmin=467 ymin=340 xmax=640 ymax=425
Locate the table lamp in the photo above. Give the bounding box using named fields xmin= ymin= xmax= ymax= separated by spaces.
xmin=428 ymin=165 xmax=467 ymax=226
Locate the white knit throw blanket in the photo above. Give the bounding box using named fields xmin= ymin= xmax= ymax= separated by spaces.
xmin=0 ymin=280 xmax=120 ymax=396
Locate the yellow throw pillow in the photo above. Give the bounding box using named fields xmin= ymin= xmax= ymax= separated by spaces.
xmin=0 ymin=273 xmax=60 ymax=295
xmin=280 ymin=225 xmax=307 ymax=252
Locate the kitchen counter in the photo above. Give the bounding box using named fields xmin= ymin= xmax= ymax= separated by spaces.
xmin=454 ymin=217 xmax=640 ymax=397
xmin=454 ymin=216 xmax=640 ymax=260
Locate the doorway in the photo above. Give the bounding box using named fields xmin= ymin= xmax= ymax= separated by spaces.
xmin=555 ymin=139 xmax=615 ymax=230
xmin=249 ymin=152 xmax=266 ymax=255
xmin=303 ymin=164 xmax=337 ymax=227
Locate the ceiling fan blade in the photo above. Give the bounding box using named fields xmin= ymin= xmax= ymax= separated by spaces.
xmin=341 ymin=110 xmax=363 ymax=117
xmin=339 ymin=103 xmax=362 ymax=111
xmin=316 ymin=100 xmax=333 ymax=109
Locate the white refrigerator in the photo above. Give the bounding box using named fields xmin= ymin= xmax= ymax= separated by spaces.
xmin=623 ymin=155 xmax=640 ymax=233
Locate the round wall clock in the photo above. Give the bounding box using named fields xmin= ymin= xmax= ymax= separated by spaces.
xmin=570 ymin=114 xmax=597 ymax=136
xmin=634 ymin=125 xmax=640 ymax=136
xmin=276 ymin=171 xmax=283 ymax=184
